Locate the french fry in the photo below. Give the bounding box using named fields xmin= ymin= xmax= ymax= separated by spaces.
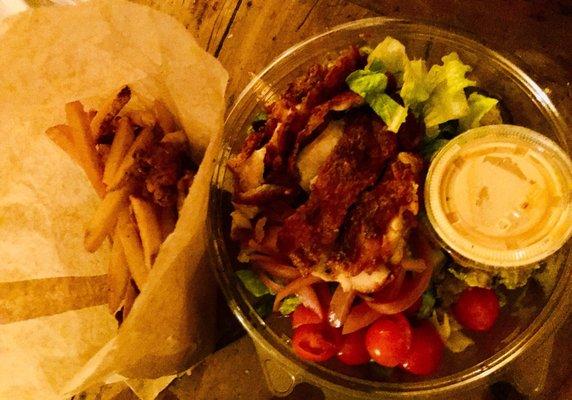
xmin=107 ymin=127 xmax=154 ymax=190
xmin=127 ymin=110 xmax=156 ymax=127
xmin=122 ymin=280 xmax=138 ymax=320
xmin=108 ymin=231 xmax=131 ymax=314
xmin=90 ymin=85 xmax=131 ymax=139
xmin=45 ymin=124 xmax=82 ymax=165
xmin=65 ymin=101 xmax=106 ymax=197
xmin=159 ymin=206 xmax=177 ymax=241
xmin=130 ymin=196 xmax=162 ymax=269
xmin=103 ymin=117 xmax=135 ymax=186
xmin=116 ymin=208 xmax=149 ymax=289
xmin=161 ymin=130 xmax=187 ymax=145
xmin=153 ymin=100 xmax=177 ymax=133
xmin=84 ymin=186 xmax=131 ymax=252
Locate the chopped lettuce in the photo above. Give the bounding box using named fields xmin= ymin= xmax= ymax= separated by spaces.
xmin=459 ymin=93 xmax=499 ymax=131
xmin=346 ymin=69 xmax=408 ymax=132
xmin=346 ymin=69 xmax=388 ymax=97
xmin=279 ymin=296 xmax=301 ymax=315
xmin=493 ymin=266 xmax=537 ymax=290
xmin=423 ymin=53 xmax=476 ymax=127
xmin=448 ymin=267 xmax=493 ymax=288
xmin=400 ymin=59 xmax=431 ymax=111
xmin=367 ymin=93 xmax=409 ymax=133
xmin=236 ymin=269 xmax=272 ymax=297
xmin=431 ymin=311 xmax=474 ymax=353
xmin=418 ymin=290 xmax=436 ymax=319
xmin=367 ymin=36 xmax=409 ymax=78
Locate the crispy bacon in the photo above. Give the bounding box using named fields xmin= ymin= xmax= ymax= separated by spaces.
xmin=278 ymin=111 xmax=398 ymax=273
xmin=329 ymin=153 xmax=424 ymax=276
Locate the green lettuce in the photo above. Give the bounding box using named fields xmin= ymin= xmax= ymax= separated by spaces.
xmin=346 ymin=69 xmax=408 ymax=132
xmin=367 ymin=36 xmax=409 ymax=78
xmin=279 ymin=296 xmax=301 ymax=315
xmin=423 ymin=53 xmax=476 ymax=127
xmin=418 ymin=290 xmax=436 ymax=319
xmin=459 ymin=92 xmax=499 ymax=131
xmin=236 ymin=269 xmax=272 ymax=297
xmin=345 ymin=69 xmax=388 ymax=97
xmin=400 ymin=59 xmax=431 ymax=111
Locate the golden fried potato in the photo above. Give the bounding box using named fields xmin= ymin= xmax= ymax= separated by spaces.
xmin=116 ymin=208 xmax=149 ymax=289
xmin=107 ymin=127 xmax=154 ymax=190
xmin=45 ymin=124 xmax=82 ymax=165
xmin=107 ymin=232 xmax=131 ymax=314
xmin=122 ymin=280 xmax=138 ymax=320
xmin=90 ymin=86 xmax=131 ymax=139
xmin=84 ymin=186 xmax=131 ymax=252
xmin=129 ymin=196 xmax=162 ymax=270
xmin=103 ymin=117 xmax=135 ymax=186
xmin=153 ymin=100 xmax=177 ymax=133
xmin=65 ymin=101 xmax=106 ymax=197
xmin=127 ymin=110 xmax=156 ymax=128
xmin=158 ymin=206 xmax=177 ymax=241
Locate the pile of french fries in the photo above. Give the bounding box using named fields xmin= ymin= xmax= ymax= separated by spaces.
xmin=46 ymin=86 xmax=192 ymax=322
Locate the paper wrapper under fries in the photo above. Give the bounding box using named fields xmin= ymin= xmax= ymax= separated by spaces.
xmin=0 ymin=1 xmax=228 ymax=399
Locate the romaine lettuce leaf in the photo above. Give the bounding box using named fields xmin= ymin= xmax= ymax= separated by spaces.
xmin=367 ymin=93 xmax=409 ymax=133
xmin=346 ymin=69 xmax=408 ymax=132
xmin=459 ymin=92 xmax=499 ymax=131
xmin=279 ymin=296 xmax=301 ymax=315
xmin=400 ymin=59 xmax=431 ymax=110
xmin=345 ymin=69 xmax=388 ymax=97
xmin=367 ymin=36 xmax=409 ymax=78
xmin=236 ymin=269 xmax=272 ymax=297
xmin=423 ymin=53 xmax=476 ymax=127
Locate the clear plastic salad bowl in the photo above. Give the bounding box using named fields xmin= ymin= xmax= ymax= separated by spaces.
xmin=208 ymin=18 xmax=571 ymax=399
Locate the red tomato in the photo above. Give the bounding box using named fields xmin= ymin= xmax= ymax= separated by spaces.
xmin=401 ymin=320 xmax=444 ymax=376
xmin=453 ymin=287 xmax=500 ymax=332
xmin=337 ymin=329 xmax=370 ymax=366
xmin=292 ymin=323 xmax=341 ymax=362
xmin=292 ymin=305 xmax=322 ymax=329
xmin=365 ymin=313 xmax=412 ymax=367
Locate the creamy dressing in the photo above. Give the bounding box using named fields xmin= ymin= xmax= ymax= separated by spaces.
xmin=426 ymin=125 xmax=572 ymax=267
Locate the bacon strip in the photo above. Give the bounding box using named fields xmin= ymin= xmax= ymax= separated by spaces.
xmin=278 ymin=111 xmax=397 ymax=273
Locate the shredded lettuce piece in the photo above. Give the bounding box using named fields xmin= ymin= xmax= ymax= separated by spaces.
xmin=367 ymin=94 xmax=408 ymax=133
xmin=236 ymin=269 xmax=272 ymax=297
xmin=459 ymin=93 xmax=499 ymax=131
xmin=346 ymin=69 xmax=388 ymax=97
xmin=346 ymin=69 xmax=408 ymax=132
xmin=279 ymin=296 xmax=301 ymax=315
xmin=423 ymin=53 xmax=476 ymax=127
xmin=448 ymin=267 xmax=493 ymax=288
xmin=367 ymin=36 xmax=409 ymax=78
xmin=431 ymin=311 xmax=475 ymax=353
xmin=400 ymin=59 xmax=431 ymax=111
xmin=494 ymin=266 xmax=537 ymax=290
xmin=417 ymin=290 xmax=436 ymax=319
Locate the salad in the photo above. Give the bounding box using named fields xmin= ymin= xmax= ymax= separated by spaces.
xmin=227 ymin=37 xmax=554 ymax=377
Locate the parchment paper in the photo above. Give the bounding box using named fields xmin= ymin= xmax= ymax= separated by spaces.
xmin=0 ymin=0 xmax=228 ymax=398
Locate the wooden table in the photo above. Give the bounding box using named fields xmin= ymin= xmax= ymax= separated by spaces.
xmin=113 ymin=0 xmax=570 ymax=398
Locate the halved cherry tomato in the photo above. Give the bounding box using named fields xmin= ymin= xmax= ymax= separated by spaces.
xmin=337 ymin=329 xmax=370 ymax=366
xmin=365 ymin=313 xmax=412 ymax=367
xmin=292 ymin=305 xmax=322 ymax=329
xmin=292 ymin=323 xmax=341 ymax=362
xmin=400 ymin=320 xmax=444 ymax=376
xmin=453 ymin=287 xmax=500 ymax=332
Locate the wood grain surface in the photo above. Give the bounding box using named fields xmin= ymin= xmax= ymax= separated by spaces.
xmin=80 ymin=0 xmax=571 ymax=399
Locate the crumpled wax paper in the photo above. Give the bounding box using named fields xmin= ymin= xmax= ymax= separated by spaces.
xmin=0 ymin=0 xmax=228 ymax=398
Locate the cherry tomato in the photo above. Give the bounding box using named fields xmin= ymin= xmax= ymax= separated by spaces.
xmin=365 ymin=313 xmax=412 ymax=367
xmin=292 ymin=323 xmax=341 ymax=362
xmin=400 ymin=320 xmax=444 ymax=376
xmin=292 ymin=305 xmax=322 ymax=329
xmin=337 ymin=329 xmax=370 ymax=366
xmin=453 ymin=287 xmax=500 ymax=332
